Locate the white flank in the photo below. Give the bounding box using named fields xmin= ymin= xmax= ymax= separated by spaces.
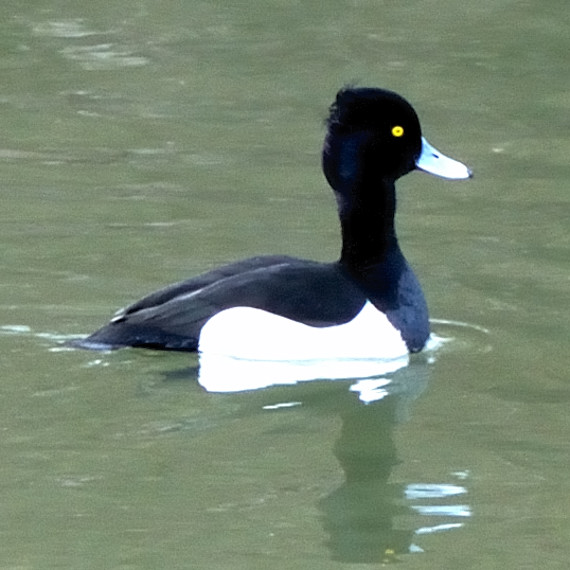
xmin=198 ymin=301 xmax=407 ymax=361
xmin=197 ymin=301 xmax=410 ymax=393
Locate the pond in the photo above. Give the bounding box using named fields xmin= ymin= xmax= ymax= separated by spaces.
xmin=0 ymin=1 xmax=568 ymax=568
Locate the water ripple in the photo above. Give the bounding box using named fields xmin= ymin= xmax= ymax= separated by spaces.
xmin=33 ymin=19 xmax=106 ymax=39
xmin=61 ymin=44 xmax=148 ymax=70
xmin=31 ymin=18 xmax=148 ymax=70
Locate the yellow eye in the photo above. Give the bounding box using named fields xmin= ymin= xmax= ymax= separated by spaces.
xmin=391 ymin=125 xmax=404 ymax=137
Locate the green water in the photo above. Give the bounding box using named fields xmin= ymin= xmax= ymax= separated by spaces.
xmin=1 ymin=1 xmax=568 ymax=568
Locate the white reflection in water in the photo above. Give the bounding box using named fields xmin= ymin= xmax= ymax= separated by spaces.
xmin=406 ymin=481 xmax=472 ymax=540
xmin=411 ymin=504 xmax=471 ymax=517
xmin=415 ymin=522 xmax=465 ymax=535
xmin=405 ymin=483 xmax=467 ymax=499
xmin=349 ymin=377 xmax=392 ymax=403
xmin=261 ymin=401 xmax=302 ymax=410
xmin=198 ymin=352 xmax=410 ymax=399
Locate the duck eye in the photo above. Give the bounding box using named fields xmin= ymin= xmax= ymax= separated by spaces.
xmin=391 ymin=125 xmax=404 ymax=138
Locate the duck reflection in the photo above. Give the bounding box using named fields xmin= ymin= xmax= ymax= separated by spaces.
xmin=168 ymin=353 xmax=470 ymax=564
xmin=320 ymin=362 xmax=469 ymax=563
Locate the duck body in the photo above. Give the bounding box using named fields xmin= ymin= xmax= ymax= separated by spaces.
xmin=83 ymin=253 xmax=427 ymax=358
xmin=77 ymin=87 xmax=471 ymax=360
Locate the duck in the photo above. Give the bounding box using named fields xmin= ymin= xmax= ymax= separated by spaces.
xmin=75 ymin=87 xmax=471 ymax=361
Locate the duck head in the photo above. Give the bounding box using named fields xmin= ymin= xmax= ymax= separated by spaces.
xmin=322 ymin=87 xmax=471 ymax=207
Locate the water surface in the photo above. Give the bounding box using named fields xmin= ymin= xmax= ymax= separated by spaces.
xmin=1 ymin=1 xmax=568 ymax=568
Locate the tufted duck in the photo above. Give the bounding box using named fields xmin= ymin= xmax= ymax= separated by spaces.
xmin=75 ymin=87 xmax=471 ymax=361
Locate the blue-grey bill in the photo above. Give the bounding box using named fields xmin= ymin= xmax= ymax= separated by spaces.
xmin=416 ymin=137 xmax=472 ymax=180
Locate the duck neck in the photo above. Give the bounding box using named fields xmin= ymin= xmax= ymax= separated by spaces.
xmin=337 ymin=178 xmax=400 ymax=273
